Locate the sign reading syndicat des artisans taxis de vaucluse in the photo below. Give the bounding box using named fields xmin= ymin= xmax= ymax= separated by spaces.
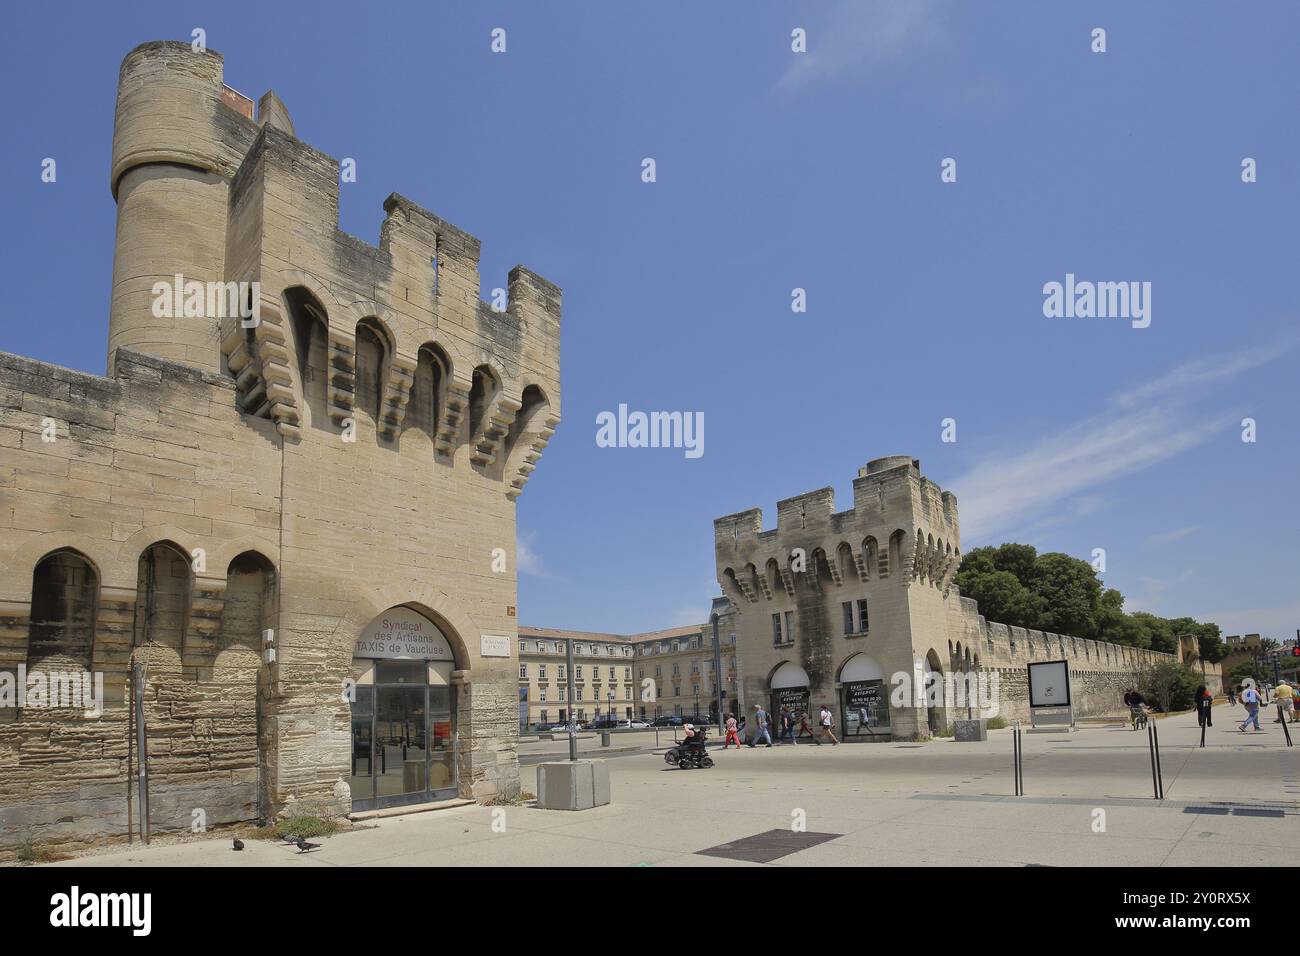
xmin=353 ymin=607 xmax=454 ymax=661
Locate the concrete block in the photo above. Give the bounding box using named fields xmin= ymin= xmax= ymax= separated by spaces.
xmin=953 ymin=719 xmax=987 ymax=742
xmin=536 ymin=759 xmax=611 ymax=810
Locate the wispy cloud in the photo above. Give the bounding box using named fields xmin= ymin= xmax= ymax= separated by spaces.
xmin=1125 ymin=568 xmax=1198 ymax=613
xmin=952 ymin=405 xmax=1225 ymax=543
xmin=517 ymin=531 xmax=552 ymax=578
xmin=951 ymin=340 xmax=1293 ymax=543
xmin=777 ymin=0 xmax=942 ymax=95
xmin=1143 ymin=525 xmax=1200 ymax=548
xmin=1113 ymin=339 xmax=1296 ymax=409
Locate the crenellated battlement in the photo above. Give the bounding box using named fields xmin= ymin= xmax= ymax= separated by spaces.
xmin=715 ymin=459 xmax=1178 ymax=742
xmin=0 ymin=39 xmax=563 ymax=849
xmin=713 ymin=457 xmax=962 ymax=608
xmin=107 ymin=39 xmax=560 ymax=498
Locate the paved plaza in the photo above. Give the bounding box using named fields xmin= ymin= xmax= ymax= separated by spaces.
xmin=49 ymin=707 xmax=1300 ymax=867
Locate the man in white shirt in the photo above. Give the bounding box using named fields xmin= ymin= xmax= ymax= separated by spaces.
xmin=1238 ymin=683 xmax=1263 ymax=732
xmin=816 ymin=705 xmax=839 ymax=745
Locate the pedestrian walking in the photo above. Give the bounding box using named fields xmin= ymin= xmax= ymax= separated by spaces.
xmin=1238 ymin=683 xmax=1263 ymax=732
xmin=747 ymin=704 xmax=773 ymax=747
xmin=1273 ymin=680 xmax=1295 ymax=724
xmin=816 ymin=705 xmax=839 ymax=745
xmin=723 ymin=712 xmax=743 ymax=749
xmin=1194 ymin=685 xmax=1213 ymax=729
xmin=780 ymin=707 xmax=795 ymax=744
xmin=1227 ymin=687 xmax=1236 ymax=707
xmin=797 ymin=709 xmax=818 ymax=744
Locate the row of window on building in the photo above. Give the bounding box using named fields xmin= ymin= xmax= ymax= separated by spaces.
xmin=636 ymin=634 xmax=736 ymax=656
xmin=772 ymin=600 xmax=870 ymax=646
xmin=520 ymin=639 xmax=634 ymax=657
xmin=519 ymin=664 xmax=633 ymax=681
xmin=530 ymin=686 xmax=634 ymax=702
xmin=636 ymin=660 xmax=735 ymax=679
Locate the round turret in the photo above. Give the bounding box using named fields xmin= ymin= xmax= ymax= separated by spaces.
xmin=107 ymin=42 xmax=256 ymax=374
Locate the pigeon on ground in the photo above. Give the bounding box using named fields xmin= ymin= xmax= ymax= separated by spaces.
xmin=233 ymin=838 xmax=244 ymax=851
xmin=295 ymin=837 xmax=321 ymax=853
xmin=280 ymin=834 xmax=300 ymax=844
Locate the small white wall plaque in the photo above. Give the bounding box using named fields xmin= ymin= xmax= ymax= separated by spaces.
xmin=480 ymin=634 xmax=511 ymax=658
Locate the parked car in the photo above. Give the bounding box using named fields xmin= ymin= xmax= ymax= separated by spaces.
xmin=626 ymin=719 xmax=651 ymax=729
xmin=650 ymin=716 xmax=684 ymax=727
xmin=585 ymin=717 xmax=619 ymax=730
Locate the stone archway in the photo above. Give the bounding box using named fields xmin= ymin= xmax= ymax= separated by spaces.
xmin=767 ymin=660 xmax=811 ymax=743
xmin=347 ymin=604 xmax=461 ymax=812
xmin=838 ymin=652 xmax=889 ymax=738
xmin=924 ymin=649 xmax=946 ymax=735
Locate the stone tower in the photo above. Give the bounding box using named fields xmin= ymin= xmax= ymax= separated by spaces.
xmin=713 ymin=456 xmax=960 ymax=740
xmin=0 ymin=40 xmax=560 ymax=855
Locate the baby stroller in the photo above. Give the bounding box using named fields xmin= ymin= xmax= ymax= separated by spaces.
xmin=664 ymin=728 xmax=713 ymax=769
xmin=1129 ymin=705 xmax=1149 ymax=730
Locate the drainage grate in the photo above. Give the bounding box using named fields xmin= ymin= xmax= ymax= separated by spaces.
xmin=695 ymin=829 xmax=842 ymax=863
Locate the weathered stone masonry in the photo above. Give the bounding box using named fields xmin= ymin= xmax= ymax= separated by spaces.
xmin=715 ymin=457 xmax=1172 ymax=739
xmin=0 ymin=40 xmax=561 ymax=857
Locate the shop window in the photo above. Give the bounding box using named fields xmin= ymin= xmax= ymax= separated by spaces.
xmin=376 ymin=660 xmax=425 ymax=683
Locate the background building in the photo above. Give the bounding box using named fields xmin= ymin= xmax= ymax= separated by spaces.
xmin=518 ymin=620 xmax=739 ymax=728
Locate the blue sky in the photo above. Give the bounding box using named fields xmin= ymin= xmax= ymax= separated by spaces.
xmin=1 ymin=1 xmax=1296 ymax=640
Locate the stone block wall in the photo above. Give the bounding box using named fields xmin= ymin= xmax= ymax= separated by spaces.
xmin=0 ymin=39 xmax=561 ymax=858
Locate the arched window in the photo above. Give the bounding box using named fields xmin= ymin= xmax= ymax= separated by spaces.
xmin=408 ymin=343 xmax=451 ymax=442
xmin=27 ymin=549 xmax=98 ymax=673
xmin=468 ymin=365 xmax=499 ymax=437
xmin=887 ymin=530 xmax=906 ymax=576
xmin=505 ymin=384 xmax=547 ymax=459
xmin=813 ymin=549 xmax=834 ymax=587
xmin=133 ymin=542 xmax=192 ymax=651
xmin=354 ymin=320 xmax=388 ymax=423
xmin=836 ymin=542 xmax=855 ymax=581
xmin=765 ymin=558 xmax=782 ymax=595
xmin=862 ymin=536 xmax=879 ymax=579
xmin=220 ymin=552 xmax=276 ymax=654
xmin=285 ymin=287 xmax=330 ymax=428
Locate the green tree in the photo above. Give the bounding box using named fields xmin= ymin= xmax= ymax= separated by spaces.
xmin=990 ymin=543 xmax=1038 ymax=583
xmin=1228 ymin=660 xmax=1269 ymax=689
xmin=1139 ymin=661 xmax=1200 ymax=712
xmin=953 ymin=568 xmax=1045 ymax=630
xmin=1028 ymin=552 xmax=1102 ymax=639
xmin=1131 ymin=612 xmax=1178 ymax=655
xmin=955 ymin=544 xmax=1223 ymax=653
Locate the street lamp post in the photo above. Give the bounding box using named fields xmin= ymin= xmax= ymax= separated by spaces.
xmin=565 ymin=639 xmax=577 ymax=762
